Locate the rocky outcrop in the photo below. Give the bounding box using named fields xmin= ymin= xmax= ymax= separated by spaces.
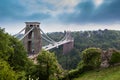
xmin=100 ymin=49 xmax=116 ymax=68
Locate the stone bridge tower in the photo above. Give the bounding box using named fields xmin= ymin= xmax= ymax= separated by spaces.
xmin=23 ymin=22 xmax=42 ymax=55
xmin=63 ymin=31 xmax=74 ymax=54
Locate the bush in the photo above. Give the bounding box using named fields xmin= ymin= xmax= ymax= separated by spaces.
xmin=68 ymin=69 xmax=79 ymax=79
xmin=109 ymin=50 xmax=120 ymax=64
xmin=65 ymin=48 xmax=102 ymax=80
xmin=81 ymin=48 xmax=101 ymax=68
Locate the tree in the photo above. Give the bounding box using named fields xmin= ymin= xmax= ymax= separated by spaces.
xmin=0 ymin=27 xmax=33 ymax=79
xmin=0 ymin=59 xmax=18 ymax=80
xmin=0 ymin=28 xmax=13 ymax=61
xmin=8 ymin=36 xmax=29 ymax=71
xmin=0 ymin=27 xmax=29 ymax=71
xmin=36 ymin=50 xmax=63 ymax=80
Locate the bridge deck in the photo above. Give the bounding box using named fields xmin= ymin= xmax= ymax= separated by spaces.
xmin=43 ymin=40 xmax=74 ymax=50
xmin=28 ymin=39 xmax=74 ymax=59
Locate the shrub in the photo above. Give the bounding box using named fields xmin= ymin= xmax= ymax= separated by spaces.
xmin=66 ymin=48 xmax=102 ymax=80
xmin=109 ymin=50 xmax=120 ymax=64
xmin=81 ymin=48 xmax=101 ymax=68
xmin=68 ymin=69 xmax=79 ymax=79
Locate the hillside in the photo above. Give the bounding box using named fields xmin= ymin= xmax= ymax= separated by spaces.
xmin=48 ymin=29 xmax=120 ymax=51
xmin=48 ymin=29 xmax=120 ymax=69
xmin=74 ymin=65 xmax=120 ymax=80
xmin=15 ymin=29 xmax=120 ymax=70
xmin=16 ymin=29 xmax=120 ymax=50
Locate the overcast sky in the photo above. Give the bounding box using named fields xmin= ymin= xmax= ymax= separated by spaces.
xmin=0 ymin=0 xmax=120 ymax=34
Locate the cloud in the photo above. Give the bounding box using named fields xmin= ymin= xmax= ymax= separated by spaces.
xmin=0 ymin=0 xmax=82 ymax=23
xmin=58 ymin=0 xmax=120 ymax=24
xmin=58 ymin=0 xmax=95 ymax=24
xmin=19 ymin=0 xmax=81 ymax=16
xmin=91 ymin=0 xmax=120 ymax=23
xmin=0 ymin=0 xmax=51 ymax=22
xmin=0 ymin=0 xmax=120 ymax=26
xmin=93 ymin=0 xmax=104 ymax=7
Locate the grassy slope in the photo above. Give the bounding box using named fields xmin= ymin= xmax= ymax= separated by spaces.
xmin=74 ymin=66 xmax=120 ymax=80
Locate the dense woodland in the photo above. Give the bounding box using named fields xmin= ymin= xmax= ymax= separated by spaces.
xmin=1 ymin=27 xmax=120 ymax=80
xmin=47 ymin=29 xmax=120 ymax=69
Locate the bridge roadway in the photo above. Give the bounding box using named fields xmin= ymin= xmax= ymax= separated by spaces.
xmin=43 ymin=39 xmax=74 ymax=50
xmin=28 ymin=39 xmax=74 ymax=59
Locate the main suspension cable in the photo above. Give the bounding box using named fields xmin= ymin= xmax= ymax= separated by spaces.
xmin=19 ymin=27 xmax=34 ymax=40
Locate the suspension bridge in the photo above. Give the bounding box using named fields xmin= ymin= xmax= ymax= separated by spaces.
xmin=15 ymin=22 xmax=74 ymax=59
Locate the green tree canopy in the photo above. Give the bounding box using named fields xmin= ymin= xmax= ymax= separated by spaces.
xmin=36 ymin=50 xmax=63 ymax=80
xmin=0 ymin=59 xmax=18 ymax=80
xmin=0 ymin=27 xmax=33 ymax=79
